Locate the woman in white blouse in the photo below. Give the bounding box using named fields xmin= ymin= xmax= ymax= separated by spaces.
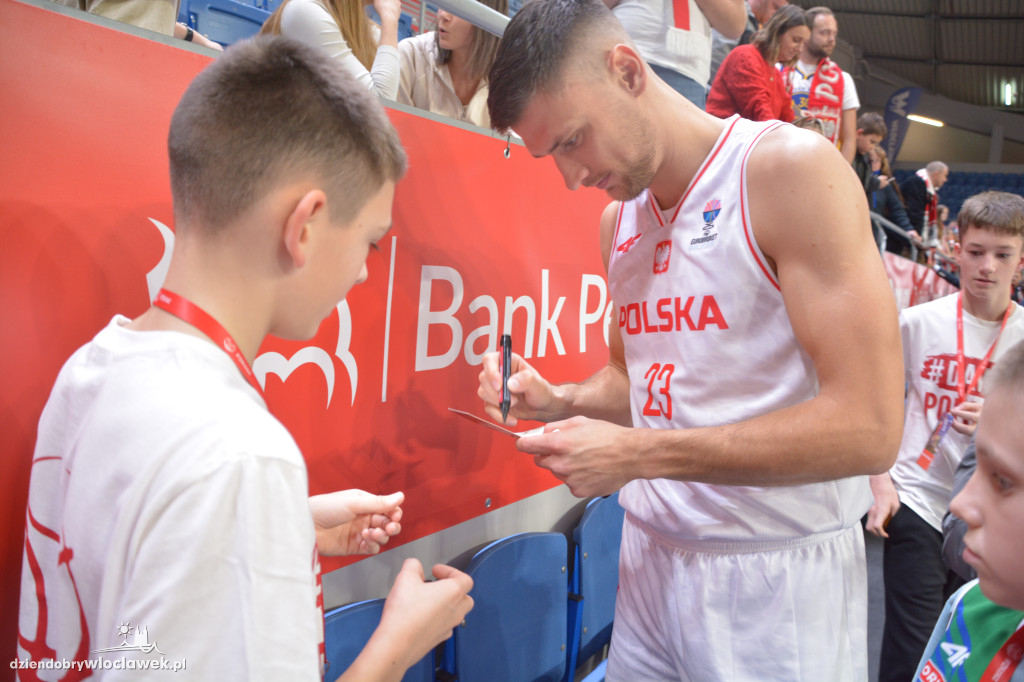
xmin=261 ymin=0 xmax=401 ymax=100
xmin=397 ymin=0 xmax=507 ymax=129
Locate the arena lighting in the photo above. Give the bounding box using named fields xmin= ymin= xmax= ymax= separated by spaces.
xmin=907 ymin=114 xmax=944 ymax=127
xmin=1005 ymin=83 xmax=1014 ymax=107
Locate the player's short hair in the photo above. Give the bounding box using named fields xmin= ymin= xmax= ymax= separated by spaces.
xmin=988 ymin=339 xmax=1024 ymax=399
xmin=857 ymin=112 xmax=887 ymax=138
xmin=168 ymin=36 xmax=406 ymax=230
xmin=957 ymin=191 xmax=1024 ymax=243
xmin=487 ymin=0 xmax=630 ymax=134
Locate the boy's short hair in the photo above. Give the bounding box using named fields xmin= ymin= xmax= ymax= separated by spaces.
xmin=806 ymin=6 xmax=834 ymax=27
xmin=957 ymin=191 xmax=1024 ymax=242
xmin=857 ymin=112 xmax=887 ymax=138
xmin=988 ymin=338 xmax=1024 ymax=398
xmin=168 ymin=36 xmax=406 ymax=230
xmin=487 ymin=0 xmax=630 ymax=134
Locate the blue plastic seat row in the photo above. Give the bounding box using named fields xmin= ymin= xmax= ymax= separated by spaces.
xmin=323 ymin=493 xmax=625 ymax=682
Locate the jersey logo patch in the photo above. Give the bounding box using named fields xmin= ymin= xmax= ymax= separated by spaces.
xmin=690 ymin=199 xmax=721 ymax=251
xmin=617 ymin=233 xmax=642 ymax=254
xmin=653 ymin=241 xmax=671 ymax=274
xmin=940 ymin=641 xmax=970 ymax=668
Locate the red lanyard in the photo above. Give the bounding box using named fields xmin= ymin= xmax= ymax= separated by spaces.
xmin=981 ymin=624 xmax=1024 ymax=682
xmin=956 ymin=293 xmax=1013 ymax=405
xmin=152 ymin=289 xmax=264 ymax=399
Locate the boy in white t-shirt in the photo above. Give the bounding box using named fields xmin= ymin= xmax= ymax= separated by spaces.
xmin=914 ymin=338 xmax=1024 ymax=682
xmin=17 ymin=36 xmax=473 ymax=681
xmin=867 ymin=191 xmax=1024 ymax=682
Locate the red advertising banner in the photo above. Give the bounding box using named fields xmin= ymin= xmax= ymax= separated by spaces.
xmin=0 ymin=0 xmax=609 ymax=668
xmin=882 ymin=251 xmax=959 ymax=310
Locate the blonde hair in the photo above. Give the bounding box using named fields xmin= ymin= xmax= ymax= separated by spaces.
xmin=262 ymin=0 xmax=378 ymax=70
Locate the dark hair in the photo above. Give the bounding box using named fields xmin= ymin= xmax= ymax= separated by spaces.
xmin=168 ymin=36 xmax=406 ymax=230
xmin=857 ymin=111 xmax=887 ymax=138
xmin=435 ymin=0 xmax=509 ymax=83
xmin=957 ymin=191 xmax=1024 ymax=242
xmin=487 ymin=0 xmax=629 ymax=133
xmin=752 ymin=5 xmax=809 ymax=66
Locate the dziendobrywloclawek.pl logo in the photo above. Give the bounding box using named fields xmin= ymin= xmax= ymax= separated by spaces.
xmin=11 ymin=622 xmax=187 ymax=674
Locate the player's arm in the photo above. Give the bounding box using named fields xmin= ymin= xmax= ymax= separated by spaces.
xmin=647 ymin=126 xmax=903 ymax=483
xmin=477 ymin=202 xmax=632 ymax=427
xmin=518 ymin=128 xmax=904 ymax=494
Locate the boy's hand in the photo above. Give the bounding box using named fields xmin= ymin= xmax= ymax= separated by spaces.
xmin=309 ymin=490 xmax=403 ymax=556
xmin=866 ymin=473 xmax=900 ymax=538
xmin=950 ymin=401 xmax=982 ymax=437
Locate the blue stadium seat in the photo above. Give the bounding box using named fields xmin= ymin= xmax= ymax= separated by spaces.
xmin=181 ymin=0 xmax=270 ymax=46
xmin=439 ymin=532 xmax=568 ymax=682
xmin=324 ymin=598 xmax=434 ymax=682
xmin=565 ymin=493 xmax=624 ymax=682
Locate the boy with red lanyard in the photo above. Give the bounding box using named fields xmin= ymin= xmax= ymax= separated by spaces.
xmin=867 ymin=191 xmax=1024 ymax=682
xmin=915 ymin=337 xmax=1024 ymax=682
xmin=17 ymin=36 xmax=473 ymax=680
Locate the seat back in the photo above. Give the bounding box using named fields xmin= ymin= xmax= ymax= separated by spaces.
xmin=572 ymin=493 xmax=624 ymax=664
xmin=180 ymin=0 xmax=270 ymax=46
xmin=324 ymin=598 xmax=434 ymax=682
xmin=447 ymin=532 xmax=568 ymax=682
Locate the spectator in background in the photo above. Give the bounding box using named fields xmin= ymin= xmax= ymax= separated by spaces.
xmin=901 ymin=160 xmax=949 ymax=248
xmin=792 ymin=114 xmax=825 ymax=135
xmin=869 ymin=146 xmax=915 ymax=257
xmin=916 ymin=340 xmax=1024 ymax=682
xmin=397 ymin=0 xmax=507 ymax=129
xmin=706 ymin=5 xmax=808 ymax=122
xmin=708 ymin=0 xmax=787 ymax=84
xmin=784 ymin=6 xmax=859 ymax=163
xmin=852 ymin=112 xmax=891 ymax=195
xmin=866 ymin=191 xmax=1024 ymax=682
xmin=54 ymin=0 xmax=223 ymax=50
xmin=261 ymin=0 xmax=402 ymax=100
xmin=602 ymin=0 xmax=747 ymax=107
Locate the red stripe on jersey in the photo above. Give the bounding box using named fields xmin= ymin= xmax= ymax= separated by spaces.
xmin=672 ymin=116 xmax=740 ymax=223
xmin=740 ymin=122 xmax=784 ymax=291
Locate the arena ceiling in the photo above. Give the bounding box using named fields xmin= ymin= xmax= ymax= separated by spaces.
xmin=788 ymin=0 xmax=1024 ymax=115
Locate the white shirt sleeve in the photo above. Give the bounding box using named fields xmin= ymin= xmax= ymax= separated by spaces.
xmin=279 ymin=0 xmax=400 ymax=100
xmin=842 ymin=70 xmax=860 ymax=111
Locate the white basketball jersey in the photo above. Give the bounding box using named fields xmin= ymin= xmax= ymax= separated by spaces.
xmin=609 ymin=115 xmax=871 ymax=542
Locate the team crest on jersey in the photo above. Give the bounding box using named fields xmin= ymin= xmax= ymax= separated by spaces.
xmin=653 ymin=240 xmax=671 ymax=274
xmin=617 ymin=233 xmax=642 ymax=254
xmin=690 ymin=199 xmax=721 ymax=251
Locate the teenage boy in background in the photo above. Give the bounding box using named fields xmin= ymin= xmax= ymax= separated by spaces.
xmin=17 ymin=36 xmax=473 ymax=681
xmin=867 ymin=191 xmax=1024 ymax=682
xmin=915 ymin=337 xmax=1024 ymax=682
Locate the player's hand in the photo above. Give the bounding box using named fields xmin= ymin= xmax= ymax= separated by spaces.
xmin=309 ymin=490 xmax=403 ymax=556
xmin=477 ymin=351 xmax=563 ymax=426
xmin=950 ymin=401 xmax=982 ymax=437
xmin=378 ymin=560 xmax=474 ymax=665
xmin=515 ymin=416 xmax=636 ymax=497
xmin=865 ymin=474 xmax=900 ymax=538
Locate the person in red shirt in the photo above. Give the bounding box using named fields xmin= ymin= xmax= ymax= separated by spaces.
xmin=707 ymin=4 xmax=809 ymax=122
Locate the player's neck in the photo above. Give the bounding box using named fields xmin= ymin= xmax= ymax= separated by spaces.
xmin=649 ymin=100 xmax=725 ymax=211
xmin=962 ymin=289 xmax=1011 ymax=323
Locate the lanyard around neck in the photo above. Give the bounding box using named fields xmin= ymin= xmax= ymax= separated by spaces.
xmin=152 ymin=289 xmax=264 ymax=399
xmin=956 ymin=292 xmax=1013 ymax=405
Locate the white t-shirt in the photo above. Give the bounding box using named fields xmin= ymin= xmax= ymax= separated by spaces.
xmin=891 ymin=295 xmax=1024 ymax=530
xmin=612 ymin=0 xmax=712 ymax=86
xmin=398 ymin=32 xmax=490 ymax=128
xmin=17 ymin=317 xmax=324 ymax=680
xmin=280 ymin=0 xmax=400 ymax=100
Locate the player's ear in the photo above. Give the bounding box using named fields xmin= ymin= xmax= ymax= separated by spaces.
xmin=283 ymin=189 xmax=327 ymax=269
xmin=609 ymin=43 xmax=646 ymax=97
